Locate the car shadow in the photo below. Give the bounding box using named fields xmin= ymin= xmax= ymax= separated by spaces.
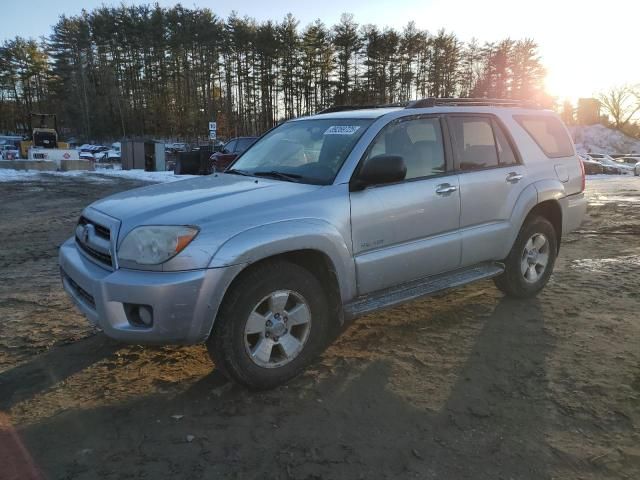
xmin=10 ymin=295 xmax=556 ymax=479
xmin=0 ymin=334 xmax=119 ymax=411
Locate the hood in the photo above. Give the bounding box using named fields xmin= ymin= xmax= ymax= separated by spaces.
xmin=91 ymin=174 xmax=322 ymax=228
xmin=84 ymin=173 xmax=351 ymax=271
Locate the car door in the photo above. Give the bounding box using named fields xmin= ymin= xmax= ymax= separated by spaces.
xmin=446 ymin=115 xmax=527 ymax=266
xmin=350 ymin=116 xmax=461 ymax=295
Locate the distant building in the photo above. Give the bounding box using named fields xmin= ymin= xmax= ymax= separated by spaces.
xmin=577 ymin=98 xmax=601 ymax=125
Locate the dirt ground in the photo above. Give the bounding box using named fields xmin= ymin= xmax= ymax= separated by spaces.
xmin=0 ymin=172 xmax=639 ymax=480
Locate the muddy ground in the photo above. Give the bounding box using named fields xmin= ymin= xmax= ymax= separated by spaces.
xmin=0 ymin=173 xmax=639 ymax=479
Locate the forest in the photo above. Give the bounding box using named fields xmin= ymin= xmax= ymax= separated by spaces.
xmin=0 ymin=5 xmax=549 ymax=141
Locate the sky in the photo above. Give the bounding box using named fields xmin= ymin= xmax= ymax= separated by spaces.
xmin=3 ymin=0 xmax=639 ymax=103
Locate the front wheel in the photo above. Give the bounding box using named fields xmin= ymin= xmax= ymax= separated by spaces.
xmin=494 ymin=216 xmax=557 ymax=298
xmin=207 ymin=260 xmax=330 ymax=389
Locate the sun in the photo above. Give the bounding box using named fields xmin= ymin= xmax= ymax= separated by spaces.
xmin=544 ymin=70 xmax=596 ymax=105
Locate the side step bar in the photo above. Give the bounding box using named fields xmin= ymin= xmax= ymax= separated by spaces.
xmin=343 ymin=262 xmax=504 ymax=320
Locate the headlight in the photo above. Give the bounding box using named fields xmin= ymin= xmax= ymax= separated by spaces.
xmin=117 ymin=226 xmax=199 ymax=266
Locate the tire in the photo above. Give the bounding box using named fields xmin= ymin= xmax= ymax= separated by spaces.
xmin=207 ymin=260 xmax=331 ymax=390
xmin=494 ymin=216 xmax=557 ymax=298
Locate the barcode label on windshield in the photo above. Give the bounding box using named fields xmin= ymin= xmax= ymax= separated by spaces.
xmin=324 ymin=126 xmax=361 ymax=135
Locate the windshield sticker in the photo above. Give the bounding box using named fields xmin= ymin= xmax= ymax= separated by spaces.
xmin=324 ymin=125 xmax=361 ymax=135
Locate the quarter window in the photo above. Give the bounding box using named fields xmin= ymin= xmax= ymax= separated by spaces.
xmin=515 ymin=115 xmax=574 ymax=158
xmin=364 ymin=117 xmax=445 ymax=180
xmin=448 ymin=117 xmax=499 ymax=171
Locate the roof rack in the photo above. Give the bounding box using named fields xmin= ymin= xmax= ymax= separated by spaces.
xmin=406 ymin=98 xmax=538 ymax=109
xmin=317 ymin=103 xmax=406 ymax=114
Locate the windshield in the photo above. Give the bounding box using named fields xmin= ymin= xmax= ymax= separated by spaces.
xmin=229 ymin=118 xmax=373 ymax=185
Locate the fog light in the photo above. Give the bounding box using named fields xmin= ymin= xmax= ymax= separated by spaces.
xmin=138 ymin=305 xmax=153 ymax=326
xmin=124 ymin=303 xmax=153 ymax=327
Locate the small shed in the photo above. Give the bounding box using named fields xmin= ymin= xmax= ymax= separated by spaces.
xmin=121 ymin=140 xmax=146 ymax=170
xmin=121 ymin=140 xmax=166 ymax=171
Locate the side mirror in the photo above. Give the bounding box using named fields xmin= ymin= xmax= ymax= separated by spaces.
xmin=351 ymin=154 xmax=406 ymax=191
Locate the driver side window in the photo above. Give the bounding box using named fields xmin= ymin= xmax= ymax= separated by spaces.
xmin=364 ymin=117 xmax=445 ymax=180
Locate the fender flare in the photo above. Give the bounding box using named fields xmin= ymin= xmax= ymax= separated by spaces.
xmin=503 ymin=179 xmax=565 ymax=258
xmin=209 ymin=218 xmax=357 ymax=303
xmin=534 ymin=178 xmax=566 ymax=203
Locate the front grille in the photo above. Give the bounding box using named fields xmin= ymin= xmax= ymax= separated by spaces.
xmin=76 ymin=236 xmax=113 ymax=266
xmin=78 ymin=216 xmax=110 ymax=240
xmin=76 ymin=216 xmax=113 ymax=268
xmin=62 ymin=269 xmax=96 ymax=309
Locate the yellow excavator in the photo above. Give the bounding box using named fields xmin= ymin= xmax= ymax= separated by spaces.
xmin=20 ymin=113 xmax=71 ymax=158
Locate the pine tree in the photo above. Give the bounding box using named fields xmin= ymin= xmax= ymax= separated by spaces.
xmin=0 ymin=8 xmax=552 ymax=140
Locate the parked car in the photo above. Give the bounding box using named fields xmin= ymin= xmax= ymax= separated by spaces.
xmin=579 ymin=154 xmax=604 ymax=174
xmin=588 ymin=153 xmax=634 ymax=174
xmin=79 ymin=144 xmax=109 ymax=155
xmin=95 ymin=149 xmax=121 ymax=162
xmin=59 ymin=99 xmax=587 ymax=389
xmin=0 ymin=144 xmax=20 ymax=159
xmin=209 ymin=136 xmax=257 ymax=172
xmin=618 ymin=157 xmax=638 ymax=165
xmin=165 ymin=142 xmax=188 ymax=154
xmin=79 ymin=151 xmax=95 ymax=161
xmin=620 ymin=155 xmax=640 ymax=166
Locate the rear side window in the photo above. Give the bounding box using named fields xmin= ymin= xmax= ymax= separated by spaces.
xmin=224 ymin=140 xmax=237 ymax=153
xmin=236 ymin=138 xmax=255 ymax=152
xmin=515 ymin=115 xmax=574 ymax=158
xmin=492 ymin=120 xmax=518 ymax=166
xmin=448 ymin=117 xmax=499 ymax=170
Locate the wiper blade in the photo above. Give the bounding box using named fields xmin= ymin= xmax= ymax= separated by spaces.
xmin=253 ymin=170 xmax=302 ymax=182
xmin=225 ymin=169 xmax=254 ymax=177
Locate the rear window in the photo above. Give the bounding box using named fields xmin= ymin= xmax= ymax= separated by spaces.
xmin=515 ymin=115 xmax=574 ymax=158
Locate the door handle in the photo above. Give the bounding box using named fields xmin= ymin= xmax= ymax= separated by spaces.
xmin=435 ymin=183 xmax=458 ymax=195
xmin=506 ymin=172 xmax=523 ymax=183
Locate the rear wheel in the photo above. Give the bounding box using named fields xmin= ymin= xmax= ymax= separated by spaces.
xmin=208 ymin=260 xmax=330 ymax=389
xmin=494 ymin=216 xmax=557 ymax=298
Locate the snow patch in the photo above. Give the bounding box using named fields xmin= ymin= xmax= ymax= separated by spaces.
xmin=570 ymin=125 xmax=640 ymax=155
xmin=0 ymin=169 xmax=43 ymax=182
xmin=94 ymin=167 xmax=195 ymax=183
xmin=571 ymin=255 xmax=640 ymax=273
xmin=585 ymin=175 xmax=640 ymax=206
xmin=0 ymin=165 xmax=195 ymax=183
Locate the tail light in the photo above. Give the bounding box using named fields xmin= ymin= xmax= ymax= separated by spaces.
xmin=578 ymin=157 xmax=586 ymax=192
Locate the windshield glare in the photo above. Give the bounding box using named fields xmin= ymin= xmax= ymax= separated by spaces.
xmin=230 ymin=118 xmax=373 ymax=185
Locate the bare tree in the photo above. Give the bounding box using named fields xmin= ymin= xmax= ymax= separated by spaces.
xmin=598 ymin=85 xmax=640 ymax=129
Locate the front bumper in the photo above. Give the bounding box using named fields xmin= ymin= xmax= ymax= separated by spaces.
xmin=59 ymin=237 xmax=242 ymax=344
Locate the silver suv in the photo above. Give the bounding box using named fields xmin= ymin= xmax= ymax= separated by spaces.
xmin=59 ymin=98 xmax=587 ymax=389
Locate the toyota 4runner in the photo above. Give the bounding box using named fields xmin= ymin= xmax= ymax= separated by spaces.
xmin=59 ymin=98 xmax=587 ymax=389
